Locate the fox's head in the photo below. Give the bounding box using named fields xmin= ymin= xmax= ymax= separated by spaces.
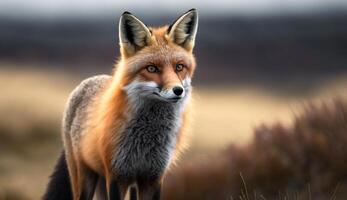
xmin=115 ymin=9 xmax=198 ymax=105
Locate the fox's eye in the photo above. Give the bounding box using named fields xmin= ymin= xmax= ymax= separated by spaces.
xmin=175 ymin=64 xmax=184 ymax=72
xmin=146 ymin=65 xmax=159 ymax=73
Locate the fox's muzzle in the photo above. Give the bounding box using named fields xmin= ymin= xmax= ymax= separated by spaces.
xmin=124 ymin=78 xmax=191 ymax=103
xmin=158 ymin=85 xmax=186 ymax=101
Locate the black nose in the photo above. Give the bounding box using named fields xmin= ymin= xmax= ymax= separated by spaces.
xmin=173 ymin=86 xmax=184 ymax=96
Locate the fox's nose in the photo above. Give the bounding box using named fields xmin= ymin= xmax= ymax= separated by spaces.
xmin=172 ymin=86 xmax=184 ymax=96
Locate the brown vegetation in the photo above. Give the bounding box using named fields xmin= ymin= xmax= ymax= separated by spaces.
xmin=163 ymin=99 xmax=347 ymax=200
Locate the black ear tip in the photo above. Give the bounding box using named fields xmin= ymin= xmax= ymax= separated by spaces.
xmin=122 ymin=11 xmax=132 ymax=15
xmin=188 ymin=8 xmax=197 ymax=13
xmin=186 ymin=8 xmax=198 ymax=17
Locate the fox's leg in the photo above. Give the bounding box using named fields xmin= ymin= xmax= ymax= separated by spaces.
xmin=95 ymin=176 xmax=108 ymax=200
xmin=137 ymin=179 xmax=161 ymax=200
xmin=95 ymin=177 xmax=133 ymax=200
xmin=105 ymin=173 xmax=113 ymax=200
xmin=129 ymin=186 xmax=137 ymax=200
xmin=108 ymin=180 xmax=121 ymax=200
xmin=80 ymin=166 xmax=98 ymax=200
xmin=65 ymin=159 xmax=83 ymax=200
xmin=64 ymin=145 xmax=81 ymax=200
xmin=107 ymin=179 xmax=130 ymax=200
xmin=73 ymin=158 xmax=85 ymax=200
xmin=66 ymin=154 xmax=95 ymax=200
xmin=118 ymin=180 xmax=131 ymax=200
xmin=63 ymin=131 xmax=83 ymax=200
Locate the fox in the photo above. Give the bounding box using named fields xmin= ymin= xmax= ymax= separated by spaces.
xmin=43 ymin=9 xmax=198 ymax=200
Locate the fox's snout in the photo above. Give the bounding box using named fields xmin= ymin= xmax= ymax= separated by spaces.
xmin=124 ymin=80 xmax=190 ymax=103
xmin=157 ymin=84 xmax=186 ymax=101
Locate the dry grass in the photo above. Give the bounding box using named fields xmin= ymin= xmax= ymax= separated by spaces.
xmin=0 ymin=67 xmax=78 ymax=199
xmin=190 ymin=77 xmax=347 ymax=154
xmin=0 ymin=65 xmax=346 ymax=199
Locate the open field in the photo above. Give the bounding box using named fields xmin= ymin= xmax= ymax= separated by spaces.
xmin=0 ymin=66 xmax=346 ymax=199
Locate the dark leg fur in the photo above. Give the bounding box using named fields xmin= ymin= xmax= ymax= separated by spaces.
xmin=95 ymin=177 xmax=123 ymax=200
xmin=109 ymin=180 xmax=121 ymax=200
xmin=80 ymin=167 xmax=98 ymax=200
xmin=42 ymin=151 xmax=72 ymax=200
xmin=137 ymin=179 xmax=161 ymax=200
xmin=95 ymin=177 xmax=108 ymax=200
xmin=129 ymin=186 xmax=137 ymax=200
xmin=153 ymin=187 xmax=161 ymax=200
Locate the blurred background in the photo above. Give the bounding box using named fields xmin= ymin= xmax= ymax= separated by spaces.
xmin=1 ymin=0 xmax=347 ymax=199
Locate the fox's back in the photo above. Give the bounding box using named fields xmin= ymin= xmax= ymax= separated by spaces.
xmin=62 ymin=75 xmax=111 ymax=149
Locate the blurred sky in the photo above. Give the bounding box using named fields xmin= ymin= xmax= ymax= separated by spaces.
xmin=1 ymin=0 xmax=347 ymax=18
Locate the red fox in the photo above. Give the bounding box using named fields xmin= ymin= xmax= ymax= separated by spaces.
xmin=43 ymin=9 xmax=198 ymax=200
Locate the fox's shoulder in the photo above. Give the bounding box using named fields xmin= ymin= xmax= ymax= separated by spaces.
xmin=62 ymin=75 xmax=112 ymax=134
xmin=74 ymin=75 xmax=111 ymax=97
xmin=68 ymin=74 xmax=112 ymax=106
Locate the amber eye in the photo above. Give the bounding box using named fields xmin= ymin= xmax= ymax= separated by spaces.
xmin=175 ymin=64 xmax=184 ymax=72
xmin=146 ymin=65 xmax=159 ymax=73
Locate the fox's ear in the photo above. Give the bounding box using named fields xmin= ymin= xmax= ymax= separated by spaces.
xmin=167 ymin=9 xmax=198 ymax=52
xmin=119 ymin=12 xmax=152 ymax=56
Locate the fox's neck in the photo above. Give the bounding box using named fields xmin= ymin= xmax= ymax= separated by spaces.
xmin=124 ymin=95 xmax=187 ymax=138
xmin=112 ymin=97 xmax=186 ymax=179
xmin=128 ymin=97 xmax=184 ymax=128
